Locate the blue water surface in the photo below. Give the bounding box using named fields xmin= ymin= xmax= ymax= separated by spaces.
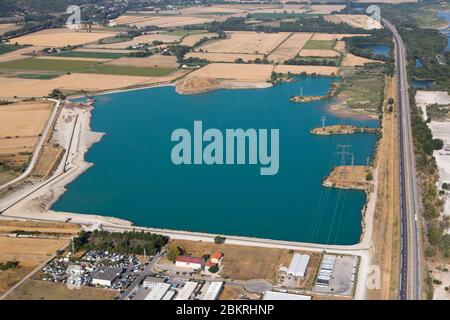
xmin=53 ymin=77 xmax=378 ymax=245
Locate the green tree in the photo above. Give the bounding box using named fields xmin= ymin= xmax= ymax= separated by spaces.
xmin=208 ymin=264 xmax=219 ymax=273
xmin=166 ymin=243 xmax=183 ymax=262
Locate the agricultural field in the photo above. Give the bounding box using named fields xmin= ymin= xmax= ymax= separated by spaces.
xmin=267 ymin=33 xmax=313 ymax=63
xmin=0 ymin=23 xmax=20 ymax=36
xmin=0 ymin=100 xmax=53 ymax=171
xmin=325 ymin=14 xmax=383 ymax=30
xmin=299 ymin=49 xmax=340 ymax=57
xmin=0 ymin=46 xmax=42 ymax=63
xmin=181 ymin=33 xmax=219 ymax=47
xmin=31 ymin=144 xmax=64 ymax=178
xmin=6 ymin=280 xmax=118 ymax=300
xmin=113 ymin=15 xmax=214 ymax=29
xmin=50 ymin=51 xmax=127 ymax=60
xmin=0 ymin=70 xmax=189 ymax=98
xmin=342 ymin=54 xmax=381 ymax=67
xmin=0 ymin=57 xmax=175 ymax=77
xmin=0 ymin=44 xmax=27 ymax=56
xmin=106 ymin=55 xmax=179 ymax=69
xmin=0 ymin=235 xmax=69 ymax=296
xmin=10 ymin=28 xmax=117 ymax=47
xmin=7 ymin=73 xmax=60 ymax=80
xmin=274 ymin=64 xmax=339 ymax=76
xmin=197 ymin=31 xmax=291 ymax=54
xmin=88 ymin=33 xmax=182 ymax=50
xmin=184 ymin=63 xmax=273 ymax=82
xmin=303 ymin=40 xmax=336 ymax=50
xmin=185 ymin=52 xmax=264 ymax=63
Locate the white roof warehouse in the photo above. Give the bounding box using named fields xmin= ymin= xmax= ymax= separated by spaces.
xmin=287 ymin=254 xmax=310 ymax=278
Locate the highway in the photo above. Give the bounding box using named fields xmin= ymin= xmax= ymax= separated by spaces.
xmin=383 ymin=18 xmax=422 ymax=300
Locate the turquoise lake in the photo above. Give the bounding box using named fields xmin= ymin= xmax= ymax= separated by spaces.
xmin=53 ymin=76 xmax=378 ymax=245
xmin=357 ymin=43 xmax=391 ymax=58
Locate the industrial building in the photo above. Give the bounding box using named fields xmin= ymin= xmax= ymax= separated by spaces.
xmin=91 ymin=267 xmax=123 ymax=287
xmin=263 ymin=291 xmax=312 ymax=300
xmin=175 ymin=281 xmax=199 ymax=300
xmin=287 ymin=254 xmax=310 ymax=278
xmin=175 ymin=256 xmax=204 ymax=270
xmin=143 ymin=276 xmax=165 ymax=289
xmin=202 ymin=281 xmax=224 ymax=300
xmin=144 ymin=283 xmax=171 ymax=300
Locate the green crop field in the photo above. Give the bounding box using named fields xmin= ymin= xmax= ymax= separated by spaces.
xmin=303 ymin=40 xmax=336 ymax=50
xmin=82 ymin=65 xmax=174 ymax=77
xmin=0 ymin=58 xmax=99 ymax=72
xmin=0 ymin=44 xmax=27 ymax=56
xmin=51 ymin=51 xmax=126 ymax=59
xmin=9 ymin=73 xmax=60 ymax=80
xmin=0 ymin=58 xmax=174 ymax=77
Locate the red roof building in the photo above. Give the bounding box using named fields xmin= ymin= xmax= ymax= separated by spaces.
xmin=210 ymin=251 xmax=223 ymax=264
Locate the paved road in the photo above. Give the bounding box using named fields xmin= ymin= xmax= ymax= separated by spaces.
xmin=383 ymin=18 xmax=421 ymax=300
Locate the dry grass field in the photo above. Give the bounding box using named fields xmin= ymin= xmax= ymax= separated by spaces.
xmin=0 ymin=235 xmax=68 ymax=296
xmin=10 ymin=28 xmax=116 ymax=47
xmin=186 ymin=63 xmax=273 ymax=82
xmin=185 ymin=52 xmax=264 ymax=62
xmin=170 ymin=239 xmax=288 ymax=281
xmin=0 ymin=237 xmax=68 ymax=265
xmin=298 ymin=49 xmax=340 ymax=57
xmin=0 ymin=23 xmax=20 ymax=36
xmin=181 ymin=33 xmax=218 ymax=47
xmin=267 ymin=32 xmax=313 ymax=63
xmin=0 ymin=101 xmax=53 ymax=170
xmin=311 ymin=33 xmax=369 ymax=41
xmin=197 ymin=31 xmax=291 ymax=54
xmin=0 ymin=46 xmax=42 ymax=63
xmin=0 ymin=220 xmax=79 ymax=235
xmin=115 ymin=15 xmax=214 ymax=28
xmin=274 ymin=64 xmax=339 ymax=76
xmin=342 ymin=53 xmax=381 ymax=67
xmin=88 ymin=33 xmax=181 ymax=49
xmin=106 ymin=55 xmax=179 ymax=68
xmin=308 ymin=5 xmax=346 ymax=14
xmin=31 ymin=144 xmax=64 ymax=178
xmin=7 ymin=280 xmax=118 ymax=300
xmin=325 ymin=14 xmax=383 ymax=30
xmin=334 ymin=40 xmax=346 ymax=53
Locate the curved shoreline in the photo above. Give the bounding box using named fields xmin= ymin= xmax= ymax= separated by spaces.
xmin=1 ymin=81 xmax=377 ymax=248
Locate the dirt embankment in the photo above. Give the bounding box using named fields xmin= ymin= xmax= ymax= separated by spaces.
xmin=311 ymin=125 xmax=378 ymax=135
xmin=175 ymin=77 xmax=223 ymax=95
xmin=323 ymin=165 xmax=374 ymax=191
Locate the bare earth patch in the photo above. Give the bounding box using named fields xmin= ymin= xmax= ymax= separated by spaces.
xmin=342 ymin=53 xmax=382 ymax=67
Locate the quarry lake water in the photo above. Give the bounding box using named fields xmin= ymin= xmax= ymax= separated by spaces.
xmin=52 ymin=76 xmax=378 ymax=245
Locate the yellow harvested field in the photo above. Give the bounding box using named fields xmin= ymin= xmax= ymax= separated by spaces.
xmin=325 ymin=14 xmax=383 ymax=30
xmin=342 ymin=53 xmax=382 ymax=67
xmin=88 ymin=33 xmax=181 ymax=49
xmin=31 ymin=144 xmax=64 ymax=178
xmin=308 ymin=5 xmax=346 ymax=14
xmin=7 ymin=280 xmax=119 ymax=300
xmin=298 ymin=49 xmax=340 ymax=57
xmin=311 ymin=33 xmax=369 ymax=41
xmin=274 ymin=64 xmax=339 ymax=76
xmin=106 ymin=55 xmax=179 ymax=68
xmin=185 ymin=52 xmax=263 ymax=62
xmin=334 ymin=40 xmax=346 ymax=53
xmin=0 ymin=71 xmax=188 ymax=98
xmin=0 ymin=220 xmax=79 ymax=235
xmin=116 ymin=15 xmax=214 ymax=28
xmin=181 ymin=33 xmax=218 ymax=47
xmin=75 ymin=48 xmax=135 ymax=54
xmin=10 ymin=28 xmax=116 ymax=47
xmin=0 ymin=23 xmax=20 ymax=35
xmin=0 ymin=236 xmax=68 ymax=267
xmin=268 ymin=32 xmax=313 ymax=63
xmin=0 ymin=46 xmax=42 ymax=63
xmin=187 ymin=63 xmax=273 ymax=82
xmin=0 ymin=101 xmax=52 ymax=138
xmin=197 ymin=31 xmax=291 ymax=54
